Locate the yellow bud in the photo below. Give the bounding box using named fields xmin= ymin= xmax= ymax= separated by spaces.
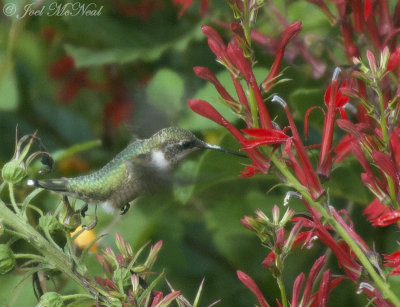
xmin=70 ymin=226 xmax=97 ymax=253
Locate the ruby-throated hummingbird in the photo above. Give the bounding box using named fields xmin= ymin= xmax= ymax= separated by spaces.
xmin=27 ymin=127 xmax=245 ymax=214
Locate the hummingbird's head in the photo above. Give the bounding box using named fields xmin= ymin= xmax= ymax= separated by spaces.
xmin=149 ymin=127 xmax=245 ymax=169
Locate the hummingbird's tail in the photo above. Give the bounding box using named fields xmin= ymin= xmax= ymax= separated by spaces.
xmin=27 ymin=178 xmax=69 ymax=192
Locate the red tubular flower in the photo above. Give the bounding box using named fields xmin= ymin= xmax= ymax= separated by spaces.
xmin=226 ymin=41 xmax=273 ymax=129
xmin=318 ymin=71 xmax=350 ymax=178
xmin=226 ymin=41 xmax=253 ymax=82
xmin=330 ymin=207 xmax=369 ymax=253
xmin=241 ymin=128 xmax=290 ymax=149
xmin=387 ymin=46 xmax=400 ymax=71
xmin=352 ymin=0 xmax=364 ymax=33
xmin=173 ymin=0 xmax=208 ymax=17
xmin=363 ymin=198 xmax=391 ymax=222
xmin=366 ymin=15 xmax=382 ymax=51
xmin=193 ymin=66 xmax=236 ymax=104
xmin=173 ymin=0 xmax=193 ymax=17
xmin=334 ymin=134 xmax=354 ymax=162
xmin=231 ymin=76 xmax=251 ymax=114
xmin=273 ymin=96 xmax=323 ymax=198
xmin=291 ymin=273 xmax=305 ymax=307
xmin=187 ymin=99 xmax=269 ymax=172
xmin=384 ymin=251 xmax=400 ymax=277
xmin=261 ymin=252 xmax=276 ymax=269
xmin=384 ymin=250 xmax=400 ymax=268
xmin=261 ymin=21 xmax=302 ymax=92
xmin=240 ymin=163 xmax=262 ymax=177
xmin=338 ymin=13 xmax=361 ymax=61
xmin=372 ymin=150 xmax=398 ymax=189
xmin=302 ymin=256 xmax=327 ymax=304
xmin=312 ymin=217 xmax=362 ymax=281
xmin=364 ymin=0 xmax=372 ymax=20
xmin=237 ymin=270 xmax=270 ymax=307
xmin=390 ymin=126 xmax=400 ymax=167
xmin=372 ymin=209 xmax=400 ymax=226
xmin=151 ymin=291 xmax=164 ymax=306
xmin=314 ymin=269 xmax=331 ymax=307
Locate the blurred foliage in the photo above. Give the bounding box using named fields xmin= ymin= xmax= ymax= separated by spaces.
xmin=0 ymin=0 xmax=384 ymax=306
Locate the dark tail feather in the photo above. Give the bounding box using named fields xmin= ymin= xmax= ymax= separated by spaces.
xmin=27 ymin=178 xmax=69 ymax=192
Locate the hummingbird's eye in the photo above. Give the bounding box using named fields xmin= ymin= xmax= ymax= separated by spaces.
xmin=180 ymin=141 xmax=195 ymax=149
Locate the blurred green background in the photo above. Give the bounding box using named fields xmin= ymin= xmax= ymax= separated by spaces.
xmin=0 ymin=0 xmax=398 ymax=306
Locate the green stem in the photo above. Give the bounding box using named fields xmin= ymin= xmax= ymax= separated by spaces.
xmin=14 ymin=253 xmax=45 ymax=262
xmin=274 ymin=253 xmax=288 ymax=307
xmin=62 ymin=293 xmax=94 ymax=302
xmin=248 ymin=87 xmax=259 ymax=128
xmin=8 ymin=183 xmax=21 ymax=215
xmin=376 ymin=89 xmax=398 ymax=208
xmin=0 ymin=201 xmax=109 ymax=302
xmin=269 ymin=154 xmax=400 ymax=306
xmin=242 ymin=0 xmax=252 ymax=50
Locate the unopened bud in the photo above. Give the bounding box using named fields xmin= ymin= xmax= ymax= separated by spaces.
xmin=0 ymin=244 xmax=16 ymax=275
xmin=36 ymin=292 xmax=65 ymax=307
xmin=1 ymin=161 xmax=26 ymax=184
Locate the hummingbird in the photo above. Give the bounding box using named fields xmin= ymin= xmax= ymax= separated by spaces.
xmin=27 ymin=127 xmax=245 ymax=215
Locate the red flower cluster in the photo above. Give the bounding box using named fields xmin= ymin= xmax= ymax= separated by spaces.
xmin=189 ymin=0 xmax=400 ymax=305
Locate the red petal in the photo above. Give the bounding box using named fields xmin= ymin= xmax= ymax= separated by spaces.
xmin=383 ymin=250 xmax=400 ymax=267
xmin=237 ymin=271 xmax=269 ymax=307
xmin=363 ymin=198 xmax=391 ymax=221
xmin=242 ymin=128 xmax=288 ymax=139
xmin=387 ymin=47 xmax=400 ymax=71
xmin=261 ymin=252 xmax=276 ymax=269
xmin=302 ymin=256 xmax=327 ymax=304
xmin=291 ymin=273 xmax=305 ymax=307
xmin=372 ymin=209 xmax=400 ymax=227
xmin=364 ymin=0 xmax=372 ymax=20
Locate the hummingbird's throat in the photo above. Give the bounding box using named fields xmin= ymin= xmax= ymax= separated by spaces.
xmin=151 ymin=150 xmax=170 ymax=170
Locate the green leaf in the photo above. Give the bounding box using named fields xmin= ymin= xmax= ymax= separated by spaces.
xmin=173 ymin=159 xmax=199 ymax=204
xmin=137 ymin=270 xmax=165 ymax=305
xmin=63 ymin=16 xmax=203 ymax=67
xmin=328 ymin=160 xmax=370 ymax=204
xmin=33 ymin=102 xmax=94 ymax=144
xmin=146 ymin=69 xmax=184 ymax=116
xmin=0 ymin=62 xmax=18 ymax=111
xmin=180 ymin=67 xmax=268 ymax=130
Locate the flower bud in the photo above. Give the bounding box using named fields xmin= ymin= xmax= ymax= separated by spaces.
xmin=1 ymin=161 xmax=26 ymax=184
xmin=36 ymin=292 xmax=65 ymax=307
xmin=39 ymin=215 xmax=61 ymax=234
xmin=0 ymin=244 xmax=16 ymax=275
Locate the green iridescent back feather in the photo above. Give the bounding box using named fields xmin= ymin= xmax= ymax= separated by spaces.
xmin=66 ymin=139 xmax=147 ymax=201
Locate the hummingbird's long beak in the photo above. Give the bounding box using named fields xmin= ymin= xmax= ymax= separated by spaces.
xmin=202 ymin=143 xmax=247 ymax=158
